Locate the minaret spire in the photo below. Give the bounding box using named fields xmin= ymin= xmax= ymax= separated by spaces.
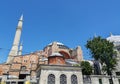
xmin=19 ymin=14 xmax=23 ymax=21
xmin=7 ymin=14 xmax=23 ymax=63
xmin=110 ymin=32 xmax=113 ymax=36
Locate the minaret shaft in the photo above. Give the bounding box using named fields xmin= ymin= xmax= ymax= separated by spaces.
xmin=7 ymin=15 xmax=23 ymax=63
xmin=13 ymin=27 xmax=22 ymax=46
xmin=18 ymin=42 xmax=23 ymax=55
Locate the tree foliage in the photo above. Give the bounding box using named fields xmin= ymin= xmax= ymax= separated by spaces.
xmin=86 ymin=36 xmax=117 ymax=75
xmin=81 ymin=61 xmax=92 ymax=75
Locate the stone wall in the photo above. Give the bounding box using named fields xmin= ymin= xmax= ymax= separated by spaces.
xmin=10 ymin=64 xmax=21 ymax=70
xmin=0 ymin=64 xmax=10 ymax=75
xmin=87 ymin=75 xmax=120 ymax=84
xmin=37 ymin=65 xmax=83 ymax=84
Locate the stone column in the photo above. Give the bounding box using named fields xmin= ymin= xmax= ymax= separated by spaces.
xmin=55 ymin=73 xmax=60 ymax=84
xmin=77 ymin=72 xmax=83 ymax=84
xmin=16 ymin=81 xmax=18 ymax=84
xmin=1 ymin=73 xmax=9 ymax=84
xmin=113 ymin=77 xmax=119 ymax=84
xmin=25 ymin=75 xmax=30 ymax=84
xmin=102 ymin=76 xmax=109 ymax=84
xmin=39 ymin=70 xmax=47 ymax=84
xmin=91 ymin=76 xmax=99 ymax=84
xmin=67 ymin=73 xmax=71 ymax=84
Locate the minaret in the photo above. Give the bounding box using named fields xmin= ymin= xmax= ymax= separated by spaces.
xmin=18 ymin=42 xmax=23 ymax=55
xmin=7 ymin=15 xmax=23 ymax=63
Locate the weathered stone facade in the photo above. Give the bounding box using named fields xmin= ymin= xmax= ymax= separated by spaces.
xmin=1 ymin=15 xmax=120 ymax=84
xmin=0 ymin=41 xmax=83 ymax=84
xmin=36 ymin=65 xmax=83 ymax=84
xmin=0 ymin=16 xmax=83 ymax=80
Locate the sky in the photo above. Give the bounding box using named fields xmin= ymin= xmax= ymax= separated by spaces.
xmin=0 ymin=0 xmax=120 ymax=63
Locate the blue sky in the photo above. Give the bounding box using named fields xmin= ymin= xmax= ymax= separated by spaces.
xmin=0 ymin=0 xmax=120 ymax=63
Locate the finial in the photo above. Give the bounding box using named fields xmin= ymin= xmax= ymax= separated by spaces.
xmin=19 ymin=14 xmax=23 ymax=21
xmin=110 ymin=32 xmax=113 ymax=36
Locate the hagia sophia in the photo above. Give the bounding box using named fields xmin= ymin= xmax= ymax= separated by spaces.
xmin=0 ymin=15 xmax=120 ymax=84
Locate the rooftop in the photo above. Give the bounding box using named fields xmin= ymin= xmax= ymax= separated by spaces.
xmin=107 ymin=34 xmax=120 ymax=46
xmin=44 ymin=41 xmax=69 ymax=49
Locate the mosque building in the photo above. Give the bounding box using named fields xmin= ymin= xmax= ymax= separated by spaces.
xmin=0 ymin=15 xmax=120 ymax=84
xmin=0 ymin=15 xmax=83 ymax=84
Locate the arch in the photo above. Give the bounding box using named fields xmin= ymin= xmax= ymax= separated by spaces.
xmin=60 ymin=74 xmax=67 ymax=84
xmin=59 ymin=51 xmax=70 ymax=59
xmin=21 ymin=66 xmax=26 ymax=70
xmin=71 ymin=74 xmax=78 ymax=84
xmin=48 ymin=74 xmax=55 ymax=84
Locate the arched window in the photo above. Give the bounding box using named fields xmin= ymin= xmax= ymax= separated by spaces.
xmin=71 ymin=75 xmax=78 ymax=84
xmin=48 ymin=74 xmax=55 ymax=84
xmin=21 ymin=66 xmax=26 ymax=70
xmin=60 ymin=74 xmax=67 ymax=84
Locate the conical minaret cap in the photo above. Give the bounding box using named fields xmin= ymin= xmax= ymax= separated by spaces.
xmin=17 ymin=14 xmax=23 ymax=29
xmin=19 ymin=14 xmax=23 ymax=21
xmin=110 ymin=32 xmax=113 ymax=37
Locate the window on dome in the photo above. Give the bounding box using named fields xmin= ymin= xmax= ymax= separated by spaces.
xmin=60 ymin=74 xmax=67 ymax=84
xmin=71 ymin=75 xmax=78 ymax=84
xmin=58 ymin=45 xmax=69 ymax=49
xmin=48 ymin=74 xmax=55 ymax=84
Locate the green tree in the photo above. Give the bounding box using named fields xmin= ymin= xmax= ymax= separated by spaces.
xmin=81 ymin=61 xmax=92 ymax=75
xmin=86 ymin=36 xmax=117 ymax=84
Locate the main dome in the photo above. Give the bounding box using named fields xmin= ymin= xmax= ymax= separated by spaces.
xmin=44 ymin=41 xmax=69 ymax=49
xmin=48 ymin=42 xmax=64 ymax=46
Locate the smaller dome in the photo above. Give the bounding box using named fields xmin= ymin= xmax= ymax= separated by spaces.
xmin=65 ymin=59 xmax=78 ymax=65
xmin=49 ymin=52 xmax=63 ymax=57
